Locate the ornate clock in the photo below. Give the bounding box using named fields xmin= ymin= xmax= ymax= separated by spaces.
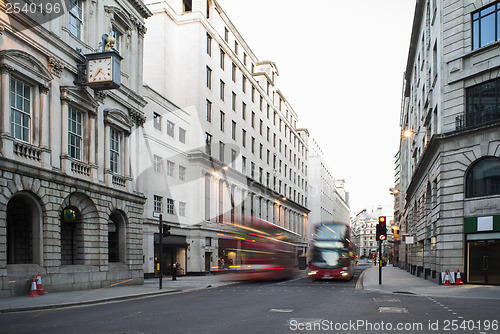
xmin=85 ymin=51 xmax=122 ymax=90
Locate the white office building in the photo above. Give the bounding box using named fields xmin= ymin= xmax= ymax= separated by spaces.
xmin=142 ymin=0 xmax=310 ymax=274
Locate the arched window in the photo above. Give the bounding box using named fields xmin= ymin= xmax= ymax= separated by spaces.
xmin=466 ymin=157 xmax=500 ymax=198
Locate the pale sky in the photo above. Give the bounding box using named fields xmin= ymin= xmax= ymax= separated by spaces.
xmin=217 ymin=0 xmax=416 ymax=215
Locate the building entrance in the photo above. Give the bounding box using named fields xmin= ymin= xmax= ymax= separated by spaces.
xmin=467 ymin=240 xmax=500 ymax=285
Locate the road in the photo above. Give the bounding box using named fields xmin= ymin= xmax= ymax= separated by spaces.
xmin=1 ymin=264 xmax=498 ymax=334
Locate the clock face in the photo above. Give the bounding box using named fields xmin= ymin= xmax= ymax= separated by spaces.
xmin=87 ymin=57 xmax=113 ymax=83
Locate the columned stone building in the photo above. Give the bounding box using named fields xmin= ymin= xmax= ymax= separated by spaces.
xmin=0 ymin=0 xmax=151 ymax=296
xmin=142 ymin=0 xmax=310 ymax=274
xmin=397 ymin=0 xmax=500 ymax=284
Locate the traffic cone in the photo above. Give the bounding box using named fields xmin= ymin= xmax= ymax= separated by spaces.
xmin=455 ymin=269 xmax=463 ymax=285
xmin=444 ymin=271 xmax=451 ymax=286
xmin=28 ymin=277 xmax=40 ymax=297
xmin=36 ymin=272 xmax=46 ymax=295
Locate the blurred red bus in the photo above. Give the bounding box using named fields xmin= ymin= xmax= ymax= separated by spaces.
xmin=308 ymin=222 xmax=356 ymax=280
xmin=216 ymin=218 xmax=300 ymax=281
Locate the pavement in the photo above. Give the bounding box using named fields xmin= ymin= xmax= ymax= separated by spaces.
xmin=360 ymin=262 xmax=500 ymax=300
xmin=2 ymin=264 xmax=500 ymax=314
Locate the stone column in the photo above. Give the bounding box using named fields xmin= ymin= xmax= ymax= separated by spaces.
xmin=60 ymin=99 xmax=69 ymax=171
xmin=0 ymin=66 xmax=12 ymax=135
xmin=104 ymin=123 xmax=110 ymax=185
xmin=39 ymin=85 xmax=49 ymax=148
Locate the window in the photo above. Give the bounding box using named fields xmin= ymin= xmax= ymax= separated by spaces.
xmin=68 ymin=107 xmax=83 ymax=160
xmin=167 ymin=160 xmax=175 ymax=176
xmin=220 ymin=49 xmax=225 ymax=70
xmin=232 ymin=121 xmax=236 ymax=140
xmin=472 ymin=2 xmax=500 ymax=50
xmin=206 ymin=99 xmax=212 ymax=122
xmin=220 ymin=80 xmax=225 ymax=101
xmin=10 ymin=77 xmax=31 ymax=142
xmin=220 ymin=111 xmax=225 ymax=132
xmin=466 ymin=157 xmax=500 ymax=198
xmin=251 ymin=111 xmax=255 ymax=128
xmin=231 ymin=149 xmax=237 ymax=168
xmin=219 ymin=141 xmax=225 ymax=163
xmin=183 ymin=0 xmax=192 ymax=12
xmin=110 ymin=27 xmax=122 ymax=51
xmin=251 ymin=137 xmax=255 ymax=154
xmin=179 ymin=165 xmax=186 ymax=180
xmin=242 ymin=75 xmax=246 ymax=93
xmin=179 ymin=202 xmax=186 ymax=217
xmin=251 ymin=86 xmax=255 ymax=102
xmin=179 ymin=127 xmax=186 ymax=144
xmin=153 ymin=112 xmax=161 ymax=130
xmin=167 ymin=120 xmax=175 ymax=137
xmin=110 ymin=127 xmax=120 ymax=173
xmin=167 ymin=198 xmax=174 ymax=214
xmin=224 ymin=27 xmax=229 ymax=42
xmin=205 ymin=132 xmax=212 ymax=155
xmin=69 ymin=0 xmax=83 ymax=39
xmin=242 ymin=102 xmax=246 ymax=119
xmin=242 ymin=156 xmax=247 ymax=174
xmin=154 ymin=195 xmax=163 ymax=213
xmin=260 ymin=120 xmax=263 ymax=135
xmin=206 ymin=33 xmax=212 ymax=56
xmin=232 ymin=63 xmax=237 ymax=82
xmin=154 ymin=155 xmax=163 ymax=172
xmin=242 ymin=129 xmax=246 ymax=147
xmin=206 ymin=66 xmax=212 ymax=89
xmin=234 ymin=40 xmax=239 ymax=54
xmin=232 ymin=92 xmax=236 ymax=111
xmin=466 ymin=77 xmax=500 ymax=127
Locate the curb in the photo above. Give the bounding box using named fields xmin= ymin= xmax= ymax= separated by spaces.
xmin=0 ymin=289 xmax=181 ymax=314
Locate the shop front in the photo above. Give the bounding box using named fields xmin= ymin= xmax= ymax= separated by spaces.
xmin=154 ymin=234 xmax=188 ymax=277
xmin=465 ymin=215 xmax=500 ymax=285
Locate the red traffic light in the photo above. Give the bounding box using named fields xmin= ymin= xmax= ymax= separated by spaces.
xmin=378 ymin=216 xmax=386 ymax=224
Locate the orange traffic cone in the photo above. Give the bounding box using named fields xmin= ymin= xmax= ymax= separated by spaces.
xmin=455 ymin=269 xmax=463 ymax=285
xmin=28 ymin=277 xmax=40 ymax=297
xmin=36 ymin=272 xmax=46 ymax=295
xmin=444 ymin=271 xmax=451 ymax=286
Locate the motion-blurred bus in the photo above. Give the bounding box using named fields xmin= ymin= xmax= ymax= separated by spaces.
xmin=215 ymin=217 xmax=301 ymax=281
xmin=307 ymin=221 xmax=356 ymax=280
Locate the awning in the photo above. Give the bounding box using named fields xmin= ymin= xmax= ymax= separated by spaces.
xmin=154 ymin=234 xmax=188 ymax=247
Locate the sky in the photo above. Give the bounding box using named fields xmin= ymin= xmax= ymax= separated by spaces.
xmin=217 ymin=0 xmax=417 ymax=215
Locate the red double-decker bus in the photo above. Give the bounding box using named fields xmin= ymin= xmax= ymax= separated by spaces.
xmin=307 ymin=221 xmax=356 ymax=280
xmin=216 ymin=218 xmax=301 ymax=281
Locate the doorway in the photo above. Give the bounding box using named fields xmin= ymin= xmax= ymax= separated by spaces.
xmin=467 ymin=240 xmax=500 ymax=284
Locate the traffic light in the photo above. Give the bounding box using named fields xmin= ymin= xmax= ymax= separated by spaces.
xmin=376 ymin=216 xmax=387 ymax=241
xmin=162 ymin=224 xmax=171 ymax=237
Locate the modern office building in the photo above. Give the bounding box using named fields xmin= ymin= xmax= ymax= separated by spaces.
xmin=142 ymin=0 xmax=310 ymax=274
xmin=397 ymin=0 xmax=500 ymax=284
xmin=0 ymin=1 xmax=151 ymax=296
xmin=308 ymin=136 xmax=350 ymax=239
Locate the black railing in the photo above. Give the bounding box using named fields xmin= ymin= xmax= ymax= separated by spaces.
xmin=456 ymin=108 xmax=500 ymax=130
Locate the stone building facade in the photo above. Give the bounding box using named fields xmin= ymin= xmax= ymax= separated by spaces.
xmin=142 ymin=0 xmax=310 ymax=274
xmin=0 ymin=0 xmax=151 ymax=296
xmin=397 ymin=0 xmax=500 ymax=284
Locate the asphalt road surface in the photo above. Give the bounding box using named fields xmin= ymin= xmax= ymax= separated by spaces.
xmin=1 ymin=265 xmax=498 ymax=334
